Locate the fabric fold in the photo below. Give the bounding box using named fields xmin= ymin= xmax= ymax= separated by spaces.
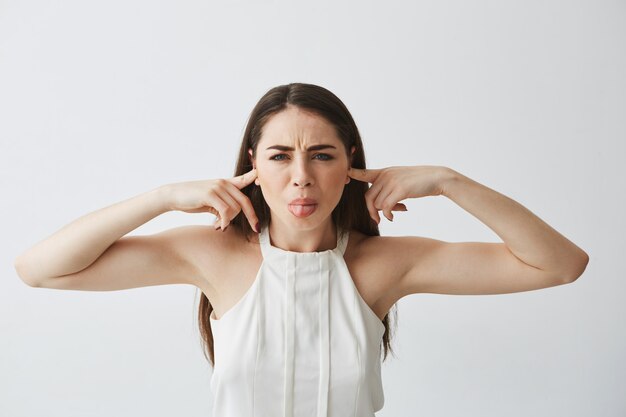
xmin=283 ymin=253 xmax=296 ymax=417
xmin=317 ymin=254 xmax=330 ymax=417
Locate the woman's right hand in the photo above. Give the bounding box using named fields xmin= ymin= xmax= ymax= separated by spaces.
xmin=164 ymin=168 xmax=259 ymax=232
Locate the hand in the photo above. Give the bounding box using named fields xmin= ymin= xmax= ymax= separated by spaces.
xmin=164 ymin=168 xmax=259 ymax=232
xmin=348 ymin=165 xmax=448 ymax=224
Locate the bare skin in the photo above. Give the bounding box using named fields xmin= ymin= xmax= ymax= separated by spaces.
xmin=201 ymin=105 xmax=407 ymax=322
xmin=15 ymin=105 xmax=588 ymax=323
xmin=195 ymin=225 xmax=398 ymax=323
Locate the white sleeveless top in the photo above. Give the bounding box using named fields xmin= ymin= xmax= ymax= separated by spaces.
xmin=209 ymin=224 xmax=386 ymax=417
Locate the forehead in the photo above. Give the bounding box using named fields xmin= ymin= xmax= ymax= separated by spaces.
xmin=259 ymin=106 xmax=342 ymax=149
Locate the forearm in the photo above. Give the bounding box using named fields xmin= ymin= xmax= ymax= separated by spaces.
xmin=14 ymin=185 xmax=171 ymax=284
xmin=440 ymin=168 xmax=589 ymax=279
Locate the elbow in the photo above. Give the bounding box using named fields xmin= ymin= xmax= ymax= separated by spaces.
xmin=562 ymin=252 xmax=590 ymax=283
xmin=14 ymin=256 xmax=43 ymax=288
xmin=22 ymin=279 xmax=41 ymax=288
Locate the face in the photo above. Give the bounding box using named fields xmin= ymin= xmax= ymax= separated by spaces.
xmin=248 ymin=105 xmax=356 ymax=229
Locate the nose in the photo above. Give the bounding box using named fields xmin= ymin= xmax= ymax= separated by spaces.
xmin=291 ymin=156 xmax=314 ymax=187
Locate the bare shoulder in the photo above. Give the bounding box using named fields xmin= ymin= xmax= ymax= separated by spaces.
xmin=343 ymin=230 xmax=419 ymax=320
xmin=192 ymin=227 xmax=421 ymax=321
xmin=345 ymin=230 xmax=413 ymax=276
xmin=344 ymin=231 xmax=462 ymax=317
xmin=180 ymin=225 xmax=263 ymax=305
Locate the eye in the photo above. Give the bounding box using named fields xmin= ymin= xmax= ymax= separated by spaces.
xmin=269 ymin=154 xmax=288 ymax=161
xmin=269 ymin=153 xmax=334 ymax=161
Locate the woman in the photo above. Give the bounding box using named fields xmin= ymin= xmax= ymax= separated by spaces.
xmin=14 ymin=82 xmax=589 ymax=417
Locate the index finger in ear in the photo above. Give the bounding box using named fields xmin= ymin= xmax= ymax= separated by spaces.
xmin=348 ymin=167 xmax=381 ymax=183
xmin=230 ymin=168 xmax=258 ymax=189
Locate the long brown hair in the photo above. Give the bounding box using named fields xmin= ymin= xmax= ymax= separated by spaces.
xmin=196 ymin=82 xmax=398 ymax=367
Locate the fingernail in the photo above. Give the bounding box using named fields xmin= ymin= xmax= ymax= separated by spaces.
xmin=222 ymin=225 xmax=228 ymax=232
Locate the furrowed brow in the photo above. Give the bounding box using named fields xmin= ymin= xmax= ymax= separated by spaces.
xmin=265 ymin=144 xmax=337 ymax=151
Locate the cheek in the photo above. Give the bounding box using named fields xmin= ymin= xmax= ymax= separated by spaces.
xmin=323 ymin=172 xmax=348 ymax=195
xmin=257 ymin=162 xmax=284 ymax=181
xmin=257 ymin=174 xmax=285 ymax=195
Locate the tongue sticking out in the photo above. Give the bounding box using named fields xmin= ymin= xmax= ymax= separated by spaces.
xmin=288 ymin=204 xmax=317 ymax=218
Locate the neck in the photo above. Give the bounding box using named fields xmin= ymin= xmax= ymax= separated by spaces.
xmin=267 ymin=219 xmax=338 ymax=253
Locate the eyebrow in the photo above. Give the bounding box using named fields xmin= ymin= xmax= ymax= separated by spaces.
xmin=265 ymin=144 xmax=337 ymax=151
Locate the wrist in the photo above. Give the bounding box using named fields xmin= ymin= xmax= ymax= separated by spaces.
xmin=438 ymin=167 xmax=461 ymax=197
xmin=150 ymin=184 xmax=174 ymax=213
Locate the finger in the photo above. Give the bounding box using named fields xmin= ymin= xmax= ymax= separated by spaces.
xmin=220 ymin=187 xmax=241 ymax=232
xmin=385 ymin=208 xmax=394 ymax=222
xmin=374 ymin=188 xmax=396 ymax=222
xmin=392 ymin=203 xmax=407 ymax=211
xmin=347 ymin=167 xmax=382 ymax=184
xmin=210 ymin=207 xmax=220 ymax=225
xmin=211 ymin=187 xmax=239 ymax=230
xmin=206 ymin=193 xmax=229 ymax=230
xmin=367 ymin=179 xmax=389 ymax=222
xmin=364 ymin=184 xmax=382 ymax=225
xmin=229 ymin=167 xmax=258 ymax=190
xmin=223 ymin=181 xmax=260 ymax=232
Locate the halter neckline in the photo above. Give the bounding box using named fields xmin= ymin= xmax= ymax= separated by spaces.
xmin=259 ymin=224 xmax=349 ymax=258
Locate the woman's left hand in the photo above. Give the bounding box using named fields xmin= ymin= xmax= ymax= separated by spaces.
xmin=348 ymin=165 xmax=451 ymax=224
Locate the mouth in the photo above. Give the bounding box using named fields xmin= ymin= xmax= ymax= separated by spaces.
xmin=289 ymin=197 xmax=317 ymax=205
xmin=288 ymin=203 xmax=318 ymax=218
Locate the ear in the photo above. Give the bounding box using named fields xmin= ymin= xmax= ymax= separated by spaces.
xmin=248 ymin=148 xmax=255 ymax=168
xmin=249 ymin=148 xmax=260 ymax=185
xmin=346 ymin=145 xmax=356 ymax=185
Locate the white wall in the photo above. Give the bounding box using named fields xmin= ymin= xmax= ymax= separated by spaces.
xmin=1 ymin=0 xmax=623 ymax=416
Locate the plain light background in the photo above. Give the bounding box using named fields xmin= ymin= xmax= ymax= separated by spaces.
xmin=1 ymin=1 xmax=623 ymax=416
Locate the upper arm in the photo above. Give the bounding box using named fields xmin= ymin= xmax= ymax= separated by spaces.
xmin=395 ymin=236 xmax=580 ymax=298
xmin=32 ymin=225 xmax=207 ymax=292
